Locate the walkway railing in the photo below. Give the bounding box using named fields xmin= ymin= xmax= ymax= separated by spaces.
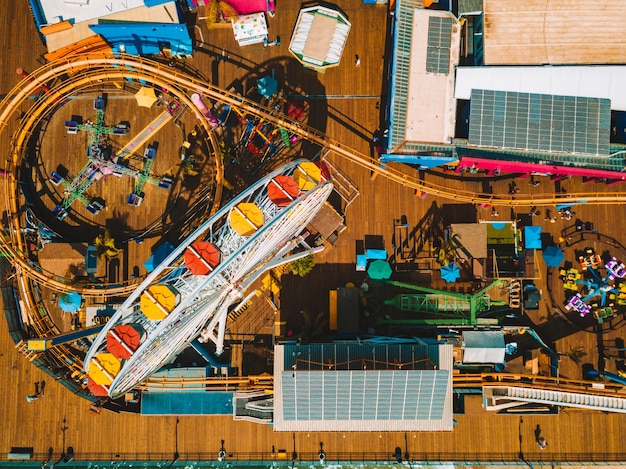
xmin=2 ymin=450 xmax=626 ymax=465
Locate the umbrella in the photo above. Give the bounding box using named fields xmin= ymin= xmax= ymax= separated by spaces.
xmin=185 ymin=241 xmax=221 ymax=275
xmin=268 ymin=175 xmax=299 ymax=207
xmin=134 ymin=86 xmax=158 ymax=108
xmin=524 ymin=225 xmax=542 ymax=249
xmin=106 ymin=324 xmax=143 ymax=359
xmin=88 ymin=353 xmax=121 ymax=386
xmin=140 ymin=284 xmax=180 ymax=320
xmin=367 ymin=259 xmax=392 ymax=280
xmin=229 ymin=203 xmax=264 ymax=236
xmin=58 ymin=291 xmax=82 ymax=313
xmin=257 ymin=75 xmax=278 ymax=98
xmin=87 ymin=377 xmax=109 ymax=397
xmin=440 ymin=263 xmax=461 ymax=283
xmin=543 ymin=245 xmax=565 ymax=267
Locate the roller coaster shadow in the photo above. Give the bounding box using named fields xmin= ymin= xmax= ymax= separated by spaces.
xmin=194 ymin=47 xmax=375 ymax=147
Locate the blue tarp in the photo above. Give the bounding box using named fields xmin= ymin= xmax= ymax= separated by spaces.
xmin=524 ymin=225 xmax=542 ymax=249
xmin=356 ymin=254 xmax=367 ymax=271
xmin=88 ymin=23 xmax=192 ymax=57
xmin=144 ymin=242 xmax=175 ymax=272
xmin=141 ymin=391 xmax=233 ymax=415
xmin=365 ymin=249 xmax=387 ymax=260
xmin=379 ymin=153 xmax=457 ymax=169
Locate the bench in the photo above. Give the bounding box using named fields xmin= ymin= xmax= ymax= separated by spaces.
xmin=8 ymin=447 xmax=33 ymax=460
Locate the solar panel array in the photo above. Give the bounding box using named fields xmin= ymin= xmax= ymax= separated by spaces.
xmin=468 ymin=89 xmax=611 ymax=156
xmin=426 ymin=16 xmax=453 ymax=74
xmin=281 ymin=370 xmax=449 ymax=421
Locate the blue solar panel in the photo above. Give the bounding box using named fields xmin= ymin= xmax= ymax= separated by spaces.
xmin=282 ymin=370 xmax=449 ymax=422
xmin=469 ymin=89 xmax=611 ymax=156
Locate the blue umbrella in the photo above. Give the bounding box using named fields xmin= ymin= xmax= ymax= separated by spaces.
xmin=58 ymin=291 xmax=82 ymax=313
xmin=257 ymin=75 xmax=278 ymax=98
xmin=542 ymin=245 xmax=565 ymax=267
xmin=524 ymin=225 xmax=542 ymax=249
xmin=367 ymin=259 xmax=392 ymax=280
xmin=440 ymin=263 xmax=460 ymax=283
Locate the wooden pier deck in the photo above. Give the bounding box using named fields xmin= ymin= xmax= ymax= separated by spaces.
xmin=0 ymin=0 xmax=625 ymax=465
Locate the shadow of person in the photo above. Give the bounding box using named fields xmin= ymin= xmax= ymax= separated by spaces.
xmin=534 ymin=424 xmax=541 ymax=442
xmin=40 ymin=380 xmax=46 ymax=395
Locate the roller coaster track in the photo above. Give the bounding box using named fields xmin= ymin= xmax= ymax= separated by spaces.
xmin=2 ymin=54 xmax=626 ymax=297
xmin=0 ymin=56 xmax=223 ymax=297
xmin=141 ymin=372 xmax=626 ymax=401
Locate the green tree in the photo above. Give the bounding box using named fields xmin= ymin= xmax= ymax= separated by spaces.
xmin=560 ymin=346 xmax=587 ymax=365
xmin=299 ymin=310 xmax=328 ymax=344
xmin=289 ymin=254 xmax=315 ymax=277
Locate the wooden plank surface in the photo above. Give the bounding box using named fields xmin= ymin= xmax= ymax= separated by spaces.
xmin=0 ymin=0 xmax=626 ymax=464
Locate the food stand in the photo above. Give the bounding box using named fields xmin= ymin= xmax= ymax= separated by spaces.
xmin=231 ymin=12 xmax=268 ymax=46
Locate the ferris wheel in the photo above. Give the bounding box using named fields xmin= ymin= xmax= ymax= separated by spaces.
xmin=83 ymin=159 xmax=333 ymax=398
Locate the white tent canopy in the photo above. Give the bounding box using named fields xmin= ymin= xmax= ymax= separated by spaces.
xmin=462 ymin=330 xmax=506 ymax=364
xmin=288 ymin=5 xmax=351 ymax=72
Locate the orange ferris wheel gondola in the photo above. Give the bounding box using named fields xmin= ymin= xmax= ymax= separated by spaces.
xmin=184 ymin=241 xmax=222 ymax=276
xmin=268 ymin=175 xmax=299 ymax=207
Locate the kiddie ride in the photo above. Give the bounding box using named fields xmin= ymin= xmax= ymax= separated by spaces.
xmin=51 ymin=96 xmax=173 ymax=219
xmin=563 ymin=248 xmax=626 ymax=323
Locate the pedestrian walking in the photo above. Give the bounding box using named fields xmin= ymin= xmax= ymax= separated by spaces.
xmin=355 ymin=54 xmax=361 ymax=67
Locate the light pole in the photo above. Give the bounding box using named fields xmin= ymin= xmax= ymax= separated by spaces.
xmin=518 ymin=416 xmax=524 ymax=461
xmin=174 ymin=417 xmax=180 ymax=461
xmin=404 ymin=432 xmax=410 ymax=463
xmin=318 ymin=441 xmax=325 ymax=464
xmin=218 ymin=440 xmax=226 ymax=461
xmin=60 ymin=418 xmax=68 ymax=462
xmin=291 ymin=433 xmax=297 ymax=466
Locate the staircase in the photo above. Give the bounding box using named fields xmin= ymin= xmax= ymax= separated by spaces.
xmin=15 ymin=340 xmax=40 ymax=362
xmin=483 ymin=385 xmax=626 ymax=413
